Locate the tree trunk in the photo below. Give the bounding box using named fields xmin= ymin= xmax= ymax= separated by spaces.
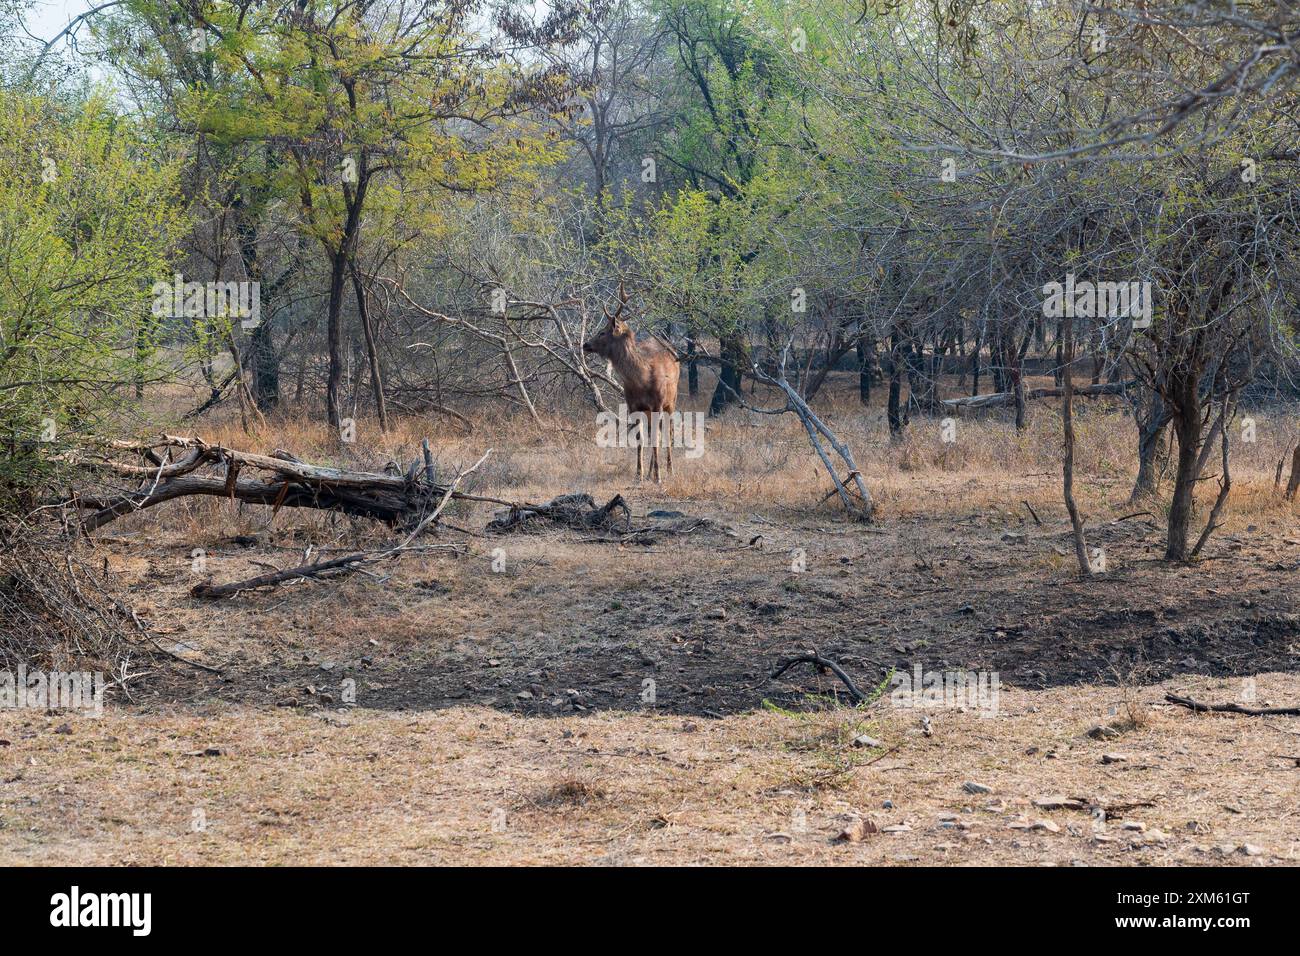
xmin=887 ymin=333 xmax=905 ymax=438
xmin=1006 ymin=338 xmax=1026 ymax=431
xmin=1053 ymin=319 xmax=1063 ymax=387
xmin=1061 ymin=318 xmax=1091 ymax=576
xmin=904 ymin=341 xmax=927 ymax=415
xmin=350 ymin=263 xmax=388 ymax=432
xmin=249 ymin=320 xmax=279 ymax=412
xmin=1130 ymin=388 xmax=1170 ymax=500
xmin=708 ymin=334 xmax=744 ymax=416
xmin=323 ymin=162 xmax=369 ymax=428
xmin=856 ymin=337 xmax=872 ymax=405
xmin=234 ymin=205 xmax=281 ymax=413
xmin=1286 ymin=443 xmax=1300 ymax=501
xmin=325 ymin=250 xmax=348 ymax=428
xmin=1165 ymin=380 xmax=1203 ymax=561
xmin=686 ymin=333 xmax=699 ymax=397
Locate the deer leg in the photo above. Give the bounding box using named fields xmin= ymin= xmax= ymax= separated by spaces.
xmin=635 ymin=420 xmax=643 ymax=481
xmin=651 ymin=412 xmax=661 ymax=483
xmin=666 ymin=415 xmax=674 ymax=476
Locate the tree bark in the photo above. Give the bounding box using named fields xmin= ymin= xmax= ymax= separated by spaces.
xmin=325 ymin=250 xmax=348 ymax=428
xmin=1286 ymin=443 xmax=1300 ymax=500
xmin=887 ymin=332 xmax=905 ymax=438
xmin=249 ymin=320 xmax=279 ymax=412
xmin=1008 ymin=333 xmax=1028 ymax=430
xmin=856 ymin=337 xmax=872 ymax=405
xmin=1165 ymin=375 xmax=1203 ymax=561
xmin=1130 ymin=387 xmax=1171 ymax=500
xmin=708 ymin=333 xmax=745 ymax=416
xmin=72 ymin=438 xmax=507 ymax=533
xmin=686 ymin=333 xmax=699 ymax=397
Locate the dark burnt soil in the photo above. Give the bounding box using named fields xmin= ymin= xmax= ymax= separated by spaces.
xmin=125 ymin=509 xmax=1300 ymax=717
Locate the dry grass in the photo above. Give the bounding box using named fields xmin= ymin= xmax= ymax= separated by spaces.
xmin=3 ymin=673 xmax=1298 ymax=866
xmin=115 ymin=373 xmax=1300 ymax=545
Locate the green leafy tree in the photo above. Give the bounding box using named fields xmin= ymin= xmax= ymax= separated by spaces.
xmin=0 ymin=90 xmax=185 ymax=505
xmin=111 ymin=0 xmax=582 ymax=428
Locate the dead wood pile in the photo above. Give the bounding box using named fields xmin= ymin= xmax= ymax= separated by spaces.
xmin=486 ymin=495 xmax=736 ymax=544
xmin=486 ymin=493 xmax=632 ymax=534
xmin=0 ymin=522 xmax=177 ymax=683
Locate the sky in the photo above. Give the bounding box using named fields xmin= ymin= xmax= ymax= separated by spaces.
xmin=23 ymin=0 xmax=96 ymax=43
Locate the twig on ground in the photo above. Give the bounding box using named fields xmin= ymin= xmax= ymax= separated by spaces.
xmin=770 ymin=651 xmax=869 ymax=705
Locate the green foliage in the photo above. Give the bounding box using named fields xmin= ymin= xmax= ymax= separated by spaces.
xmin=0 ymin=90 xmax=185 ymax=506
xmin=596 ymin=0 xmax=870 ymax=340
xmin=122 ymin=0 xmax=567 ymax=256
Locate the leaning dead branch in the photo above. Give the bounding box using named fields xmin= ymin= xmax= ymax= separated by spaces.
xmin=735 ymin=347 xmax=875 ymax=521
xmin=0 ymin=519 xmax=208 ymax=683
xmin=64 ymin=436 xmax=513 ymax=534
xmin=485 ymin=495 xmax=738 ymax=546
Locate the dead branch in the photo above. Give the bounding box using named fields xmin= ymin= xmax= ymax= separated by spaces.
xmin=770 ymin=651 xmax=870 ymax=705
xmin=743 ymin=351 xmax=876 ymax=521
xmin=943 ymin=380 xmax=1134 ymax=410
xmin=192 ymin=552 xmax=373 ymax=599
xmin=1165 ymin=693 xmax=1300 ymax=717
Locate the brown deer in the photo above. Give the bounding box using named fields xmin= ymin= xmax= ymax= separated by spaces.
xmin=583 ymin=282 xmax=680 ymax=482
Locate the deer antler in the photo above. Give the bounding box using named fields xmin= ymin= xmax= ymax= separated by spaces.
xmin=604 ymin=279 xmax=630 ymax=323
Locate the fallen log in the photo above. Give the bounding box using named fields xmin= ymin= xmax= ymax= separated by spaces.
xmin=67 ymin=436 xmax=513 ymax=533
xmin=1165 ymin=693 xmax=1300 ymax=717
xmin=942 ymin=380 xmax=1134 ymax=410
xmin=191 ymin=552 xmax=372 ymax=599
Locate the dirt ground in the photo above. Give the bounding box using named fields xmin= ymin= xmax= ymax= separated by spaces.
xmin=2 ymin=387 xmax=1299 ymax=865
xmin=74 ymin=492 xmax=1300 ymax=718
xmin=2 ymin=676 xmax=1298 ymax=865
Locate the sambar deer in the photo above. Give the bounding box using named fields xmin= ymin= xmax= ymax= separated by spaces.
xmin=583 ymin=282 xmax=680 ymax=482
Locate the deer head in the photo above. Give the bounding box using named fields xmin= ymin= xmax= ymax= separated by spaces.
xmin=582 ymin=280 xmax=633 ymax=360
